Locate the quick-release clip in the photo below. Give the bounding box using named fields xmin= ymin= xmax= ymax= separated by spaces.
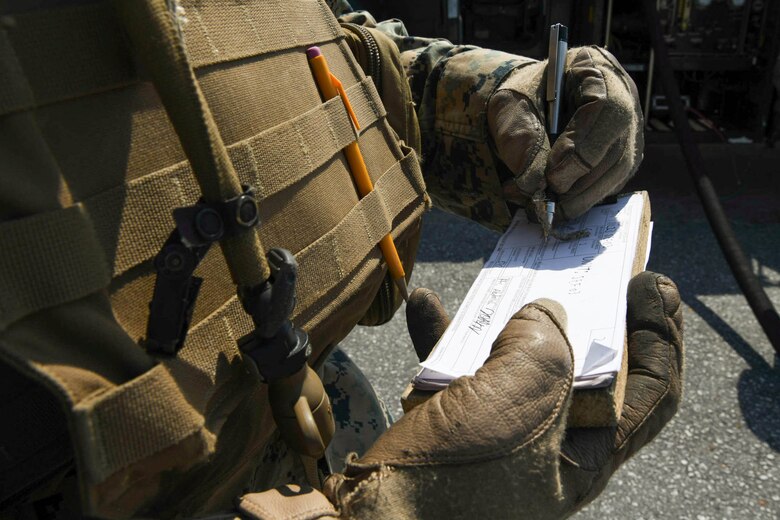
xmin=144 ymin=185 xmax=260 ymax=354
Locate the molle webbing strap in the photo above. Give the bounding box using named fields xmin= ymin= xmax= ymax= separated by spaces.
xmin=79 ymin=78 xmax=383 ymax=279
xmin=238 ymin=78 xmax=385 ymax=201
xmin=172 ymin=148 xmax=426 ymax=379
xmin=114 ymin=0 xmax=269 ymax=286
xmin=181 ymin=0 xmax=341 ymax=69
xmin=73 ymin=363 xmax=212 ymax=484
xmin=0 ymin=0 xmax=342 ymax=116
xmin=296 ymin=150 xmax=425 ymax=311
xmin=0 ymin=2 xmax=133 ymax=116
xmin=0 ymin=205 xmax=110 ymax=331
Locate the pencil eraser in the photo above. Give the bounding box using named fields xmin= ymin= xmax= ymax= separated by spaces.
xmin=306 ymin=47 xmax=322 ymax=59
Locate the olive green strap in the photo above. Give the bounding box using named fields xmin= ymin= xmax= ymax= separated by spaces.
xmin=114 ymin=0 xmax=269 ymax=287
xmin=0 ymin=205 xmax=110 ymax=331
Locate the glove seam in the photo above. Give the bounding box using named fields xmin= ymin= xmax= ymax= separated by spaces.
xmin=337 ymin=466 xmax=394 ymax=511
xmin=517 ymin=95 xmax=546 ymax=184
xmin=491 ymin=63 xmax=546 ymax=189
xmin=590 ymin=46 xmax=646 ymax=202
xmin=573 ymin=47 xmax=609 ymax=153
xmin=559 ymin=137 xmax=629 ymax=210
xmin=347 ymin=387 xmax=571 ymax=465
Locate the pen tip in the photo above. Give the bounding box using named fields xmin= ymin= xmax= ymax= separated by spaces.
xmin=306 ymin=46 xmax=322 ymax=60
xmin=395 ymin=277 xmax=410 ymax=302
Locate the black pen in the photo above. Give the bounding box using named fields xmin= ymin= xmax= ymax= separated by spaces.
xmin=545 ymin=23 xmax=568 ymax=241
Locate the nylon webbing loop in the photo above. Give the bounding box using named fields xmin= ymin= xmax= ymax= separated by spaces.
xmin=296 ymin=150 xmax=425 ymax=311
xmin=0 ymin=205 xmax=110 ymax=331
xmin=240 ymin=78 xmax=384 ymax=201
xmin=79 ymin=78 xmax=381 ymax=279
xmin=114 ymin=0 xmax=269 ymax=287
xmin=73 ymin=363 xmax=210 ymax=483
xmin=0 ymin=0 xmax=343 ymax=116
xmin=182 ymin=0 xmax=341 ymax=69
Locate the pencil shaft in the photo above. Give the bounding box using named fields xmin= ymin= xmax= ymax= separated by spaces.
xmin=308 ymin=50 xmax=407 ymax=288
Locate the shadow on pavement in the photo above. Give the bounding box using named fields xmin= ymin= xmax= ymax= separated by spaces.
xmin=687 ymin=295 xmax=780 ymax=452
xmin=416 ymin=208 xmax=499 ymax=263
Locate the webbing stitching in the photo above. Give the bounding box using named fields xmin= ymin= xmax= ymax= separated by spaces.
xmin=239 ymin=4 xmax=262 ymax=44
xmin=183 ymin=0 xmax=339 ymax=69
xmin=0 ymin=1 xmax=343 ymax=115
xmin=75 ymin=79 xmax=379 ymax=278
xmin=294 ymin=152 xmax=423 ymax=311
xmin=191 ymin=5 xmax=219 ymax=58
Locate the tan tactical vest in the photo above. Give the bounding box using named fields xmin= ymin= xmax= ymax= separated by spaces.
xmin=0 ymin=0 xmax=428 ymax=517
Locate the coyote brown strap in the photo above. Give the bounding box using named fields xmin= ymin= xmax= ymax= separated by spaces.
xmin=296 ymin=151 xmax=424 ymax=310
xmin=74 ymin=78 xmax=383 ymax=279
xmin=114 ymin=0 xmax=270 ymax=287
xmin=0 ymin=204 xmax=110 ymax=331
xmin=73 ymin=363 xmax=210 ymax=484
xmin=0 ymin=0 xmax=340 ymax=116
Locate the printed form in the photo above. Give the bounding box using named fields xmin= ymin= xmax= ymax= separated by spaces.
xmin=414 ymin=193 xmax=651 ymax=390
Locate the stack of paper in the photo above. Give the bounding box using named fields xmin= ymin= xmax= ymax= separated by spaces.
xmin=413 ymin=193 xmax=652 ymax=391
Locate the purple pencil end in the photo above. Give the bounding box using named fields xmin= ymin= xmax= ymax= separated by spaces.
xmin=306 ymin=46 xmax=322 ymax=60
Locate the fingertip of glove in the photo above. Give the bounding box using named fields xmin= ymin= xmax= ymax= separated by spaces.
xmin=517 ymin=298 xmax=568 ymax=333
xmin=628 ymin=271 xmax=683 ymax=333
xmin=408 ymin=287 xmax=440 ymax=307
xmin=407 ymin=288 xmax=451 ymax=362
xmin=407 ymin=288 xmax=448 ymax=325
xmin=655 ymin=275 xmax=681 ymax=317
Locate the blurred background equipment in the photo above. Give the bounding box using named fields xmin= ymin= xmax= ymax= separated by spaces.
xmin=358 ymin=0 xmax=780 ymax=143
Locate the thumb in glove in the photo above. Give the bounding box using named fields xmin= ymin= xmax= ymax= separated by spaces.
xmin=325 ymin=296 xmax=575 ymax=519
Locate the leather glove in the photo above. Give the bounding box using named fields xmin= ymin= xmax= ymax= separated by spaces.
xmin=322 ymin=271 xmax=683 ymax=518
xmin=235 ymin=271 xmax=683 ymax=519
xmin=488 ymin=46 xmax=644 ymax=221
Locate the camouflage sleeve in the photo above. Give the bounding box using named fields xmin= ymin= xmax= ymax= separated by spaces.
xmin=332 ymin=10 xmax=536 ymax=230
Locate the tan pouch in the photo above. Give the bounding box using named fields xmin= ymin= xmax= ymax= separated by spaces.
xmin=0 ymin=0 xmax=429 ymax=517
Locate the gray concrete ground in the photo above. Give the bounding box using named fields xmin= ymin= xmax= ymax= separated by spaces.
xmin=340 ymin=150 xmax=780 ymax=518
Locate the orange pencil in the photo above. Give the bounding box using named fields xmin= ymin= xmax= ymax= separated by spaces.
xmin=307 ymin=46 xmax=409 ymax=301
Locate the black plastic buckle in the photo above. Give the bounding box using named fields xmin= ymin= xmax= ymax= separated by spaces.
xmin=143 ymin=230 xmax=210 ymax=355
xmin=173 ymin=186 xmax=260 ymax=247
xmin=238 ymin=249 xmax=311 ymax=382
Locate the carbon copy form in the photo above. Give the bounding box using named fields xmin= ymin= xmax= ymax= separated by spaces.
xmin=414 ymin=193 xmax=653 ymax=390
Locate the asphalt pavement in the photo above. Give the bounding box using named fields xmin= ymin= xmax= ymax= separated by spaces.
xmin=340 ymin=161 xmax=780 ymax=518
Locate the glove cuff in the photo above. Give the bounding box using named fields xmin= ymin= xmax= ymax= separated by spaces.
xmin=237 ymin=484 xmax=338 ymax=520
